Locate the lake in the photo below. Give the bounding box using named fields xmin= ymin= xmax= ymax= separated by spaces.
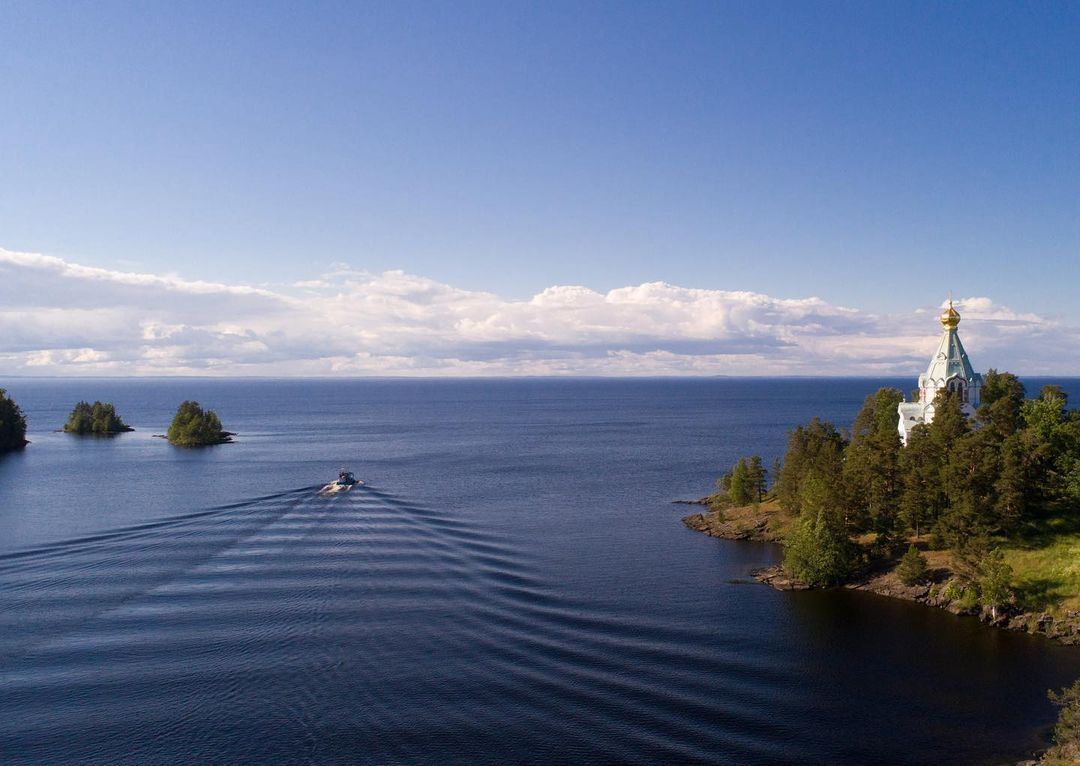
xmin=2 ymin=378 xmax=1079 ymax=765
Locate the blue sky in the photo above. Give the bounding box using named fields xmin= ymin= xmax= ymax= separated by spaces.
xmin=2 ymin=2 xmax=1079 ymax=375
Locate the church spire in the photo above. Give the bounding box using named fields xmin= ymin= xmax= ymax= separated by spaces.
xmin=896 ymin=295 xmax=983 ymax=445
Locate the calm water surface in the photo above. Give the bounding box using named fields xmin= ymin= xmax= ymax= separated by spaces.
xmin=2 ymin=378 xmax=1079 ymax=765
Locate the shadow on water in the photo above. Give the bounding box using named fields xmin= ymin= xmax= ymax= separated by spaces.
xmin=783 ymin=587 xmax=1080 ymax=764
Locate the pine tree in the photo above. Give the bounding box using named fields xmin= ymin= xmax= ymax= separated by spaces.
xmin=844 ymin=388 xmax=904 ymax=535
xmin=746 ymin=455 xmax=767 ymax=502
xmin=993 ymin=434 xmax=1029 ymax=532
xmin=729 ymin=459 xmax=752 ymax=505
xmin=927 ymin=389 xmax=969 ymax=452
xmin=782 ymin=471 xmax=855 ymax=586
xmin=776 ymin=418 xmax=846 ymax=515
xmin=939 ymin=429 xmax=1000 ymax=547
xmin=896 ymin=545 xmax=929 ymax=586
xmin=898 ymin=424 xmax=944 ymax=539
xmin=977 ymin=369 xmax=1025 ymax=437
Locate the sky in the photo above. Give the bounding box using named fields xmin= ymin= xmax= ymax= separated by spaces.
xmin=1 ymin=1 xmax=1079 ymax=376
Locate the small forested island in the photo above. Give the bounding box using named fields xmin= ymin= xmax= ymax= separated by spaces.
xmin=165 ymin=401 xmax=233 ymax=447
xmin=62 ymin=401 xmax=133 ymax=435
xmin=0 ymin=388 xmax=29 ymax=452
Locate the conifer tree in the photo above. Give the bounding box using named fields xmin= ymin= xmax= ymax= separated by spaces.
xmin=898 ymin=424 xmax=944 ymax=539
xmin=993 ymin=434 xmax=1030 ymax=532
xmin=939 ymin=429 xmax=1001 ymax=547
xmin=844 ymin=388 xmax=904 ymax=535
xmin=728 ymin=458 xmax=752 ymax=505
xmin=977 ymin=369 xmax=1025 ymax=437
xmin=776 ymin=418 xmax=846 ymax=515
xmin=783 ymin=471 xmax=855 ymax=586
xmin=746 ymin=455 xmax=767 ymax=502
xmin=897 ymin=545 xmax=929 ymax=586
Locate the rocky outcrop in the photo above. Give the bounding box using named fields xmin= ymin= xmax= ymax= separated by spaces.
xmin=1005 ymin=611 xmax=1080 ymax=646
xmin=683 ymin=511 xmax=774 ymax=541
xmin=680 ymin=501 xmax=787 ymax=543
xmin=750 ymin=565 xmax=811 ymax=590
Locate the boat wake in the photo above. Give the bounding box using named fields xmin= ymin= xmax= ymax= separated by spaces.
xmin=0 ymin=485 xmax=794 ymax=765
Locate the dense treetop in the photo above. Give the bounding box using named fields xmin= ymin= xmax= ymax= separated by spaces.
xmin=63 ymin=401 xmax=133 ymax=435
xmin=0 ymin=388 xmax=28 ymax=452
xmin=166 ymin=401 xmax=232 ymax=447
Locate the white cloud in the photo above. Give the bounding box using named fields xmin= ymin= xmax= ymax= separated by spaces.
xmin=0 ymin=247 xmax=1076 ymax=376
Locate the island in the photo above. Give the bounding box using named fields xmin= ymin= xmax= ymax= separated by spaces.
xmin=0 ymin=388 xmax=28 ymax=452
xmin=62 ymin=401 xmax=134 ymax=435
xmin=165 ymin=400 xmax=234 ymax=447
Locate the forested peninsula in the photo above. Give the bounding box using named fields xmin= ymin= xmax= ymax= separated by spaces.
xmin=684 ymin=371 xmax=1080 ymax=644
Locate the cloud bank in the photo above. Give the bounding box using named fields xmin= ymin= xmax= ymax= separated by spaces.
xmin=1 ymin=248 xmax=1076 ymax=377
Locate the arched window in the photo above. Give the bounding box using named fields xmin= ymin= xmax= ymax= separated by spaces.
xmin=947 ymin=377 xmax=967 ymax=402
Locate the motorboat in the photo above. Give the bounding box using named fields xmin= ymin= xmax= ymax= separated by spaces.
xmin=319 ymin=469 xmax=363 ymax=495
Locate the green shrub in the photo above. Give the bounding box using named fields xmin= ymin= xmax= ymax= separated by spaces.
xmin=941 ymin=581 xmax=963 ymax=602
xmin=958 ymin=587 xmax=979 ymax=611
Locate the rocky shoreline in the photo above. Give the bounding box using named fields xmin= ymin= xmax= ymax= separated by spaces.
xmin=682 ymin=505 xmax=1080 ymax=647
xmin=681 ymin=500 xmax=786 ymax=543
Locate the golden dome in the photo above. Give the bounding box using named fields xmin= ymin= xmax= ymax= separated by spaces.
xmin=940 ymin=300 xmax=961 ymax=329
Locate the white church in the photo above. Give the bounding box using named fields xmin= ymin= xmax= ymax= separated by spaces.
xmin=897 ymin=301 xmax=983 ymax=445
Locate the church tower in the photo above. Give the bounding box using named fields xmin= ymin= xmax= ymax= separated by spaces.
xmin=897 ymin=300 xmax=983 ymax=445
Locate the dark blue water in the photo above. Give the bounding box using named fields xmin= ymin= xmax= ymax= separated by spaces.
xmin=1 ymin=378 xmax=1079 ymax=765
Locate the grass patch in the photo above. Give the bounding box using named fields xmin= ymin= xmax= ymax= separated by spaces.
xmin=1002 ymin=516 xmax=1080 ymax=612
xmin=710 ymin=499 xmax=794 ymax=542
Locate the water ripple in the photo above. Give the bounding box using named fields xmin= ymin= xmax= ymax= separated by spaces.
xmin=0 ymin=485 xmax=797 ymax=766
